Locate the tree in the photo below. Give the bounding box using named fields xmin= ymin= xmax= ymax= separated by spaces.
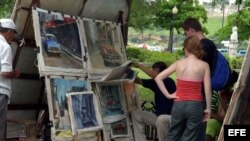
xmin=129 ymin=0 xmax=158 ymax=40
xmin=153 ymin=0 xmax=207 ymax=52
xmin=0 ymin=0 xmax=15 ymax=18
xmin=214 ymin=1 xmax=250 ymax=41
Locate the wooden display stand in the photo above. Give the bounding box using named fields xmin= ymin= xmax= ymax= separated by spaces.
xmin=30 ymin=7 xmax=139 ymax=141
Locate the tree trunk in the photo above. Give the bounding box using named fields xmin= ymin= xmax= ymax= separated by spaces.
xmin=167 ymin=25 xmax=173 ymax=53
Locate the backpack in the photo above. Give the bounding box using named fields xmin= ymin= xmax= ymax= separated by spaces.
xmin=211 ymin=50 xmax=230 ymax=91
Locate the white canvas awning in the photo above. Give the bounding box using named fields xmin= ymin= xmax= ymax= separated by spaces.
xmin=12 ymin=0 xmax=130 ymax=40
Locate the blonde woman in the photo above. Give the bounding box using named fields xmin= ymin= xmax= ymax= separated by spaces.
xmin=155 ymin=36 xmax=211 ymax=141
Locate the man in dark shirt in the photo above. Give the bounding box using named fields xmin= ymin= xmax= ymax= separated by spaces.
xmin=182 ymin=18 xmax=217 ymax=73
xmin=131 ymin=61 xmax=176 ymax=141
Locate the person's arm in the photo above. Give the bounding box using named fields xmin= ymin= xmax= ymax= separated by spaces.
xmin=133 ymin=76 xmax=142 ymax=84
xmin=210 ymin=111 xmax=224 ymax=122
xmin=133 ymin=62 xmax=158 ymax=78
xmin=220 ymin=98 xmax=229 ymax=112
xmin=203 ymin=63 xmax=212 ymax=122
xmin=0 ymin=46 xmax=20 ymax=79
xmin=1 ymin=69 xmax=20 ymax=78
xmin=218 ymin=90 xmax=231 ymax=112
xmin=155 ymin=62 xmax=178 ymax=99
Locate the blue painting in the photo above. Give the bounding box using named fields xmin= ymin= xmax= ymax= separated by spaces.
xmin=50 ymin=78 xmax=87 ymax=130
xmin=71 ymin=93 xmax=98 ymax=129
xmin=36 ymin=8 xmax=83 ymax=69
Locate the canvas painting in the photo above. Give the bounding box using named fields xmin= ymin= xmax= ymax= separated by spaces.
xmin=45 ymin=77 xmax=88 ymax=131
xmin=97 ymin=82 xmax=126 ymax=123
xmin=32 ymin=8 xmax=85 ymax=75
xmin=67 ymin=92 xmax=102 ymax=135
xmin=82 ymin=19 xmax=127 ymax=74
xmin=111 ymin=118 xmax=130 ymax=138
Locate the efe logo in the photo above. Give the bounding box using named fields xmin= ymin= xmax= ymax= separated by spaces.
xmin=228 ymin=129 xmax=246 ymax=136
xmin=224 ymin=125 xmax=249 ymax=140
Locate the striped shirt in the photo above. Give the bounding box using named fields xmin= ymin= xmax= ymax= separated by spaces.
xmin=211 ymin=91 xmax=219 ymax=112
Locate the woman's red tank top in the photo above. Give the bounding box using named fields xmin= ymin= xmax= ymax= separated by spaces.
xmin=175 ymin=78 xmax=203 ymax=101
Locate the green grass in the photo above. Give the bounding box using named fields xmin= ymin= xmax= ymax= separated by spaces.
xmin=203 ymin=16 xmax=227 ymax=36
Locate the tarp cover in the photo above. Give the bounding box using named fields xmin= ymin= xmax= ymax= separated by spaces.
xmin=12 ymin=0 xmax=130 ymax=39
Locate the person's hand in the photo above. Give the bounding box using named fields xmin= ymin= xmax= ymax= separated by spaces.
xmin=203 ymin=109 xmax=211 ymax=122
xmin=13 ymin=69 xmax=21 ymax=78
xmin=165 ymin=92 xmax=179 ymax=99
xmin=129 ymin=60 xmax=140 ymax=68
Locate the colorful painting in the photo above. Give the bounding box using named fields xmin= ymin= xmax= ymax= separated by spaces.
xmin=98 ymin=83 xmax=125 ymax=118
xmin=32 ymin=8 xmax=84 ymax=75
xmin=83 ymin=19 xmax=127 ymax=74
xmin=111 ymin=118 xmax=129 ymax=138
xmin=48 ymin=78 xmax=88 ymax=130
xmin=67 ymin=92 xmax=102 ymax=135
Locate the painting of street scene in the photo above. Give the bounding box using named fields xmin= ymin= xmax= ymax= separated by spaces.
xmin=48 ymin=78 xmax=88 ymax=131
xmin=83 ymin=19 xmax=127 ymax=73
xmin=98 ymin=84 xmax=125 ymax=118
xmin=34 ymin=8 xmax=83 ymax=69
xmin=67 ymin=92 xmax=102 ymax=133
xmin=111 ymin=118 xmax=129 ymax=138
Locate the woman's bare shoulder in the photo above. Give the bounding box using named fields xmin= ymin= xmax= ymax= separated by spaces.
xmin=176 ymin=58 xmax=186 ymax=63
xmin=198 ymin=59 xmax=209 ymax=68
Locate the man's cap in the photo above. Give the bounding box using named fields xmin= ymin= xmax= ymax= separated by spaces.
xmin=0 ymin=18 xmax=17 ymax=32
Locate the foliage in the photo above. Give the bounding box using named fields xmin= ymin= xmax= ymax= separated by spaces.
xmin=153 ymin=0 xmax=208 ymax=33
xmin=126 ymin=46 xmax=180 ymax=66
xmin=129 ymin=0 xmax=208 ymax=39
xmin=138 ymin=85 xmax=154 ymax=102
xmin=223 ymin=54 xmax=244 ymax=70
xmin=129 ymin=0 xmax=157 ymax=35
xmin=126 ymin=47 xmax=142 ymax=60
xmin=174 ymin=48 xmax=185 ymax=56
xmin=214 ymin=8 xmax=250 ymax=41
xmin=145 ymin=51 xmax=179 ymax=65
xmin=213 ymin=0 xmax=250 ymax=41
xmin=230 ymin=56 xmax=244 ymax=69
xmin=0 ymin=0 xmax=15 ymax=18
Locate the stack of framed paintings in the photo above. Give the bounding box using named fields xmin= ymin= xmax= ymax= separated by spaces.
xmin=96 ymin=82 xmax=134 ymax=141
xmin=33 ymin=7 xmax=127 ymax=80
xmin=45 ymin=77 xmax=94 ymax=140
xmin=32 ymin=7 xmax=138 ymax=141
